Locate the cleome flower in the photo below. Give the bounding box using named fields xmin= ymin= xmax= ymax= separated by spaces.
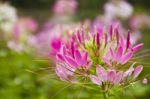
xmin=53 ymin=22 xmax=145 ymax=97
xmin=90 ymin=65 xmax=123 ymax=86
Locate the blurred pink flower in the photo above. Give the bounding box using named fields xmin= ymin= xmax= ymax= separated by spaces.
xmin=53 ymin=0 xmax=78 ymax=16
xmin=104 ymin=0 xmax=133 ymax=20
xmin=129 ymin=14 xmax=150 ymax=30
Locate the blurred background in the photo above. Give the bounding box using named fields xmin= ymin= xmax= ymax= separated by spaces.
xmin=0 ymin=0 xmax=150 ymax=99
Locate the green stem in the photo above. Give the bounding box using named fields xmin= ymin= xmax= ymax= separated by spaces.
xmin=103 ymin=92 xmax=107 ymax=99
xmin=102 ymin=83 xmax=108 ymax=99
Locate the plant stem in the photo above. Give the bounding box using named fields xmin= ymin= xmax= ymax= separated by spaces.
xmin=102 ymin=83 xmax=108 ymax=99
xmin=103 ymin=92 xmax=107 ymax=99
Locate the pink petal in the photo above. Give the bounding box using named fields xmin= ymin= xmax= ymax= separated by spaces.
xmin=132 ymin=43 xmax=144 ymax=53
xmin=133 ymin=65 xmax=143 ymax=79
xmin=64 ymin=55 xmax=78 ymax=67
xmin=96 ymin=65 xmax=107 ymax=81
xmin=123 ymin=66 xmax=134 ymax=78
xmin=71 ymin=42 xmax=75 ymax=56
xmin=82 ymin=52 xmax=88 ymax=65
xmin=113 ymin=71 xmax=123 ymax=85
xmin=96 ymin=26 xmax=103 ymax=37
xmin=56 ymin=54 xmax=65 ymax=61
xmin=109 ymin=24 xmax=113 ymax=40
xmin=96 ymin=32 xmax=100 ymax=48
xmin=77 ymin=31 xmax=81 ymax=43
xmin=119 ymin=37 xmax=125 ymax=48
xmin=107 ymin=70 xmax=116 ymax=82
xmin=74 ymin=50 xmax=82 ymax=65
xmin=121 ymin=52 xmax=133 ymax=64
xmin=86 ymin=61 xmax=92 ymax=70
xmin=56 ymin=65 xmax=68 ymax=81
xmin=51 ymin=38 xmax=61 ymax=51
xmin=115 ymin=27 xmax=119 ymax=44
xmin=102 ymin=56 xmax=112 ymax=67
xmin=60 ymin=44 xmax=66 ymax=54
xmin=90 ymin=75 xmax=101 ymax=85
xmin=126 ymin=31 xmax=131 ymax=50
xmin=116 ymin=46 xmax=123 ymax=62
xmin=109 ymin=48 xmax=115 ymax=59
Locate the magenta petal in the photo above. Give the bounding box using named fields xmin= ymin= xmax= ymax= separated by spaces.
xmin=51 ymin=38 xmax=61 ymax=51
xmin=113 ymin=71 xmax=123 ymax=85
xmin=96 ymin=65 xmax=107 ymax=81
xmin=74 ymin=50 xmax=82 ymax=66
xmin=116 ymin=46 xmax=123 ymax=62
xmin=71 ymin=42 xmax=75 ymax=56
xmin=96 ymin=26 xmax=103 ymax=37
xmin=77 ymin=31 xmax=82 ymax=43
xmin=56 ymin=54 xmax=65 ymax=61
xmin=82 ymin=52 xmax=88 ymax=65
xmin=121 ymin=52 xmax=133 ymax=64
xmin=132 ymin=43 xmax=144 ymax=53
xmin=96 ymin=33 xmax=100 ymax=48
xmin=133 ymin=65 xmax=143 ymax=79
xmin=109 ymin=24 xmax=113 ymax=40
xmin=90 ymin=75 xmax=101 ymax=85
xmin=107 ymin=70 xmax=116 ymax=82
xmin=64 ymin=56 xmax=78 ymax=67
xmin=102 ymin=56 xmax=112 ymax=67
xmin=60 ymin=44 xmax=66 ymax=54
xmin=126 ymin=31 xmax=131 ymax=50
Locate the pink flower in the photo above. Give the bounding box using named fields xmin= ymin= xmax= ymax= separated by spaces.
xmin=53 ymin=0 xmax=78 ymax=16
xmin=130 ymin=14 xmax=150 ymax=30
xmin=53 ymin=22 xmax=144 ymax=93
xmin=103 ymin=46 xmax=133 ymax=66
xmin=90 ymin=65 xmax=123 ymax=85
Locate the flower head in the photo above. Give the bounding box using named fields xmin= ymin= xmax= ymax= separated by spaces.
xmin=53 ymin=23 xmax=144 ymax=95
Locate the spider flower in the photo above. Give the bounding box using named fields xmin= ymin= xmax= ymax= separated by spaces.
xmin=54 ymin=23 xmax=144 ymax=97
xmin=129 ymin=14 xmax=150 ymax=30
xmin=53 ymin=0 xmax=78 ymax=16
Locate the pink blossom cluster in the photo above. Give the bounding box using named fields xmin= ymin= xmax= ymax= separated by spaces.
xmin=54 ymin=23 xmax=144 ymax=91
xmin=7 ymin=18 xmax=38 ymax=52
